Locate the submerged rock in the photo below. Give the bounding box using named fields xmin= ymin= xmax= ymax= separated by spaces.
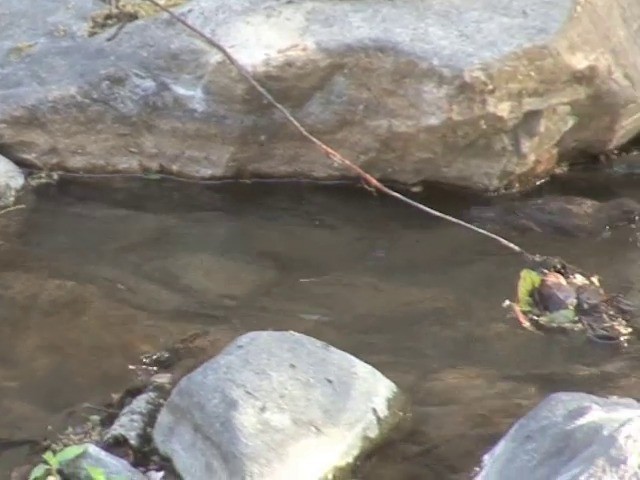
xmin=139 ymin=330 xmax=235 ymax=383
xmin=467 ymin=196 xmax=640 ymax=236
xmin=0 ymin=155 xmax=24 ymax=208
xmin=153 ymin=330 xmax=404 ymax=480
xmin=59 ymin=443 xmax=147 ymax=480
xmin=475 ymin=392 xmax=640 ymax=480
xmin=3 ymin=0 xmax=640 ymax=191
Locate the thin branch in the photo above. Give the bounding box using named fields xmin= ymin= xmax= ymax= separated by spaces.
xmin=0 ymin=204 xmax=25 ymax=216
xmin=141 ymin=0 xmax=529 ymax=257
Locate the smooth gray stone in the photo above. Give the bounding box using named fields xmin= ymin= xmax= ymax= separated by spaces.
xmin=153 ymin=330 xmax=402 ymax=480
xmin=476 ymin=392 xmax=640 ymax=480
xmin=59 ymin=443 xmax=147 ymax=480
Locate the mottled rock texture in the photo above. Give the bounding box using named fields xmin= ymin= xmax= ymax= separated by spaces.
xmin=153 ymin=331 xmax=402 ymax=480
xmin=2 ymin=0 xmax=640 ymax=191
xmin=476 ymin=392 xmax=640 ymax=480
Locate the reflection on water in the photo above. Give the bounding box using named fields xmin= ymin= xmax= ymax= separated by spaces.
xmin=2 ymin=175 xmax=640 ymax=478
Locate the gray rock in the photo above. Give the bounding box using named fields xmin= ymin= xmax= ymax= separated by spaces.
xmin=153 ymin=330 xmax=403 ymax=480
xmin=103 ymin=386 xmax=166 ymax=450
xmin=59 ymin=443 xmax=147 ymax=480
xmin=2 ymin=0 xmax=640 ymax=191
xmin=466 ymin=195 xmax=640 ymax=236
xmin=475 ymin=392 xmax=640 ymax=480
xmin=0 ymin=155 xmax=24 ymax=207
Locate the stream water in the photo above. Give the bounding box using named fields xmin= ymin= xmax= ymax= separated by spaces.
xmin=2 ymin=174 xmax=640 ymax=479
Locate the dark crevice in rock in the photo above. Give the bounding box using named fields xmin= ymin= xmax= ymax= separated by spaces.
xmin=0 ymin=144 xmax=31 ymax=169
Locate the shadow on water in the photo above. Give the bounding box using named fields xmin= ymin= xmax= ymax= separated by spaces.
xmin=2 ymin=174 xmax=640 ymax=478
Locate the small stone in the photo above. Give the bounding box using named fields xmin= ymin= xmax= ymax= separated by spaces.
xmin=59 ymin=443 xmax=147 ymax=480
xmin=537 ymin=272 xmax=577 ymax=312
xmin=153 ymin=330 xmax=404 ymax=480
xmin=145 ymin=471 xmax=166 ymax=480
xmin=104 ymin=388 xmax=166 ymax=450
xmin=475 ymin=392 xmax=640 ymax=480
xmin=150 ymin=373 xmax=173 ymax=386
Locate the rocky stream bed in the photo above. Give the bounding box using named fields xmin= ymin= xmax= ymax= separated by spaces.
xmin=5 ymin=0 xmax=640 ymax=478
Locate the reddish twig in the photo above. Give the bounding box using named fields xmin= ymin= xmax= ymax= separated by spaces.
xmin=141 ymin=0 xmax=530 ymax=257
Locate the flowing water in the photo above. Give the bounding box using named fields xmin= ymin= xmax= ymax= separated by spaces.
xmin=3 ymin=174 xmax=640 ymax=479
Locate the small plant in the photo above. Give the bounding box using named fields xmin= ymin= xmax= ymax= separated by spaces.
xmin=86 ymin=466 xmax=108 ymax=480
xmin=86 ymin=465 xmax=126 ymax=480
xmin=28 ymin=444 xmax=86 ymax=480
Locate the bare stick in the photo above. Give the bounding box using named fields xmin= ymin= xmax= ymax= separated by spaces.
xmin=0 ymin=204 xmax=25 ymax=216
xmin=141 ymin=0 xmax=529 ymax=257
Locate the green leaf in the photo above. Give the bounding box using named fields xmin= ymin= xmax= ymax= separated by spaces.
xmin=28 ymin=463 xmax=49 ymax=480
xmin=55 ymin=444 xmax=87 ymax=464
xmin=538 ymin=308 xmax=578 ymax=327
xmin=86 ymin=466 xmax=107 ymax=480
xmin=517 ymin=269 xmax=542 ymax=312
xmin=42 ymin=450 xmax=58 ymax=468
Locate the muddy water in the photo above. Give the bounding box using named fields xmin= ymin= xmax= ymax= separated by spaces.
xmin=3 ymin=175 xmax=640 ymax=479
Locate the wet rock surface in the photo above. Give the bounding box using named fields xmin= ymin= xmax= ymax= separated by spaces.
xmin=153 ymin=330 xmax=405 ymax=480
xmin=59 ymin=443 xmax=148 ymax=480
xmin=139 ymin=330 xmax=235 ymax=383
xmin=0 ymin=155 xmax=24 ymax=208
xmin=475 ymin=392 xmax=640 ymax=480
xmin=103 ymin=384 xmax=167 ymax=451
xmin=3 ymin=0 xmax=640 ymax=191
xmin=466 ymin=195 xmax=640 ymax=236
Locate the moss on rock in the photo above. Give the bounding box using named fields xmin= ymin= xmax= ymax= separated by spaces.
xmin=88 ymin=0 xmax=188 ymax=37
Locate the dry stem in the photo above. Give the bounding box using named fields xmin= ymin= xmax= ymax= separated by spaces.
xmin=0 ymin=204 xmax=25 ymax=216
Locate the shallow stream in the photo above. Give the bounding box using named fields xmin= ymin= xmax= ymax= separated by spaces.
xmin=2 ymin=174 xmax=640 ymax=479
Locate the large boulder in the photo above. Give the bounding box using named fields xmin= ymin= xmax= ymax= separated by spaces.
xmin=475 ymin=392 xmax=640 ymax=480
xmin=153 ymin=330 xmax=404 ymax=480
xmin=2 ymin=0 xmax=640 ymax=191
